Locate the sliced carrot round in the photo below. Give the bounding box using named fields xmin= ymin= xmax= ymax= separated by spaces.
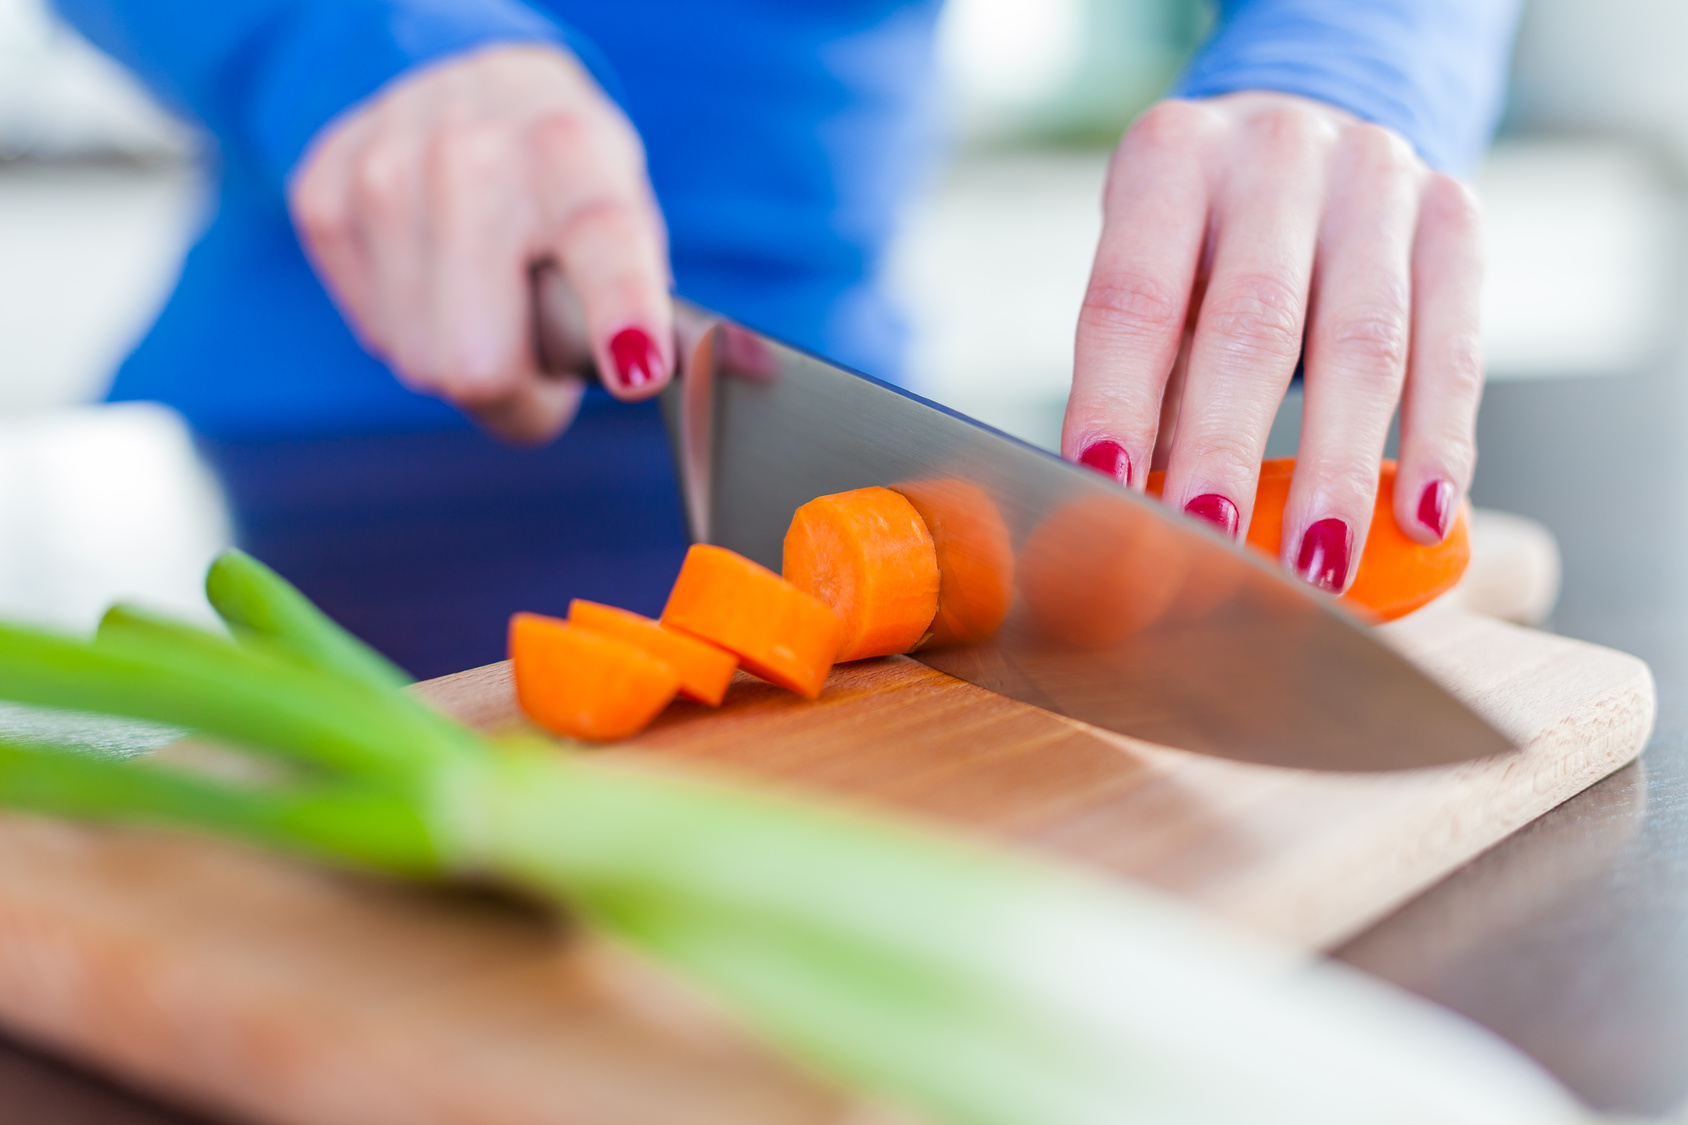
xmin=783 ymin=486 xmax=940 ymax=662
xmin=567 ymin=599 xmax=738 ymax=706
xmin=509 ymin=613 xmax=680 ymax=742
xmin=1019 ymin=493 xmax=1185 ymax=647
xmin=893 ymin=479 xmax=1014 ymax=648
xmin=662 ymin=544 xmax=842 ymax=699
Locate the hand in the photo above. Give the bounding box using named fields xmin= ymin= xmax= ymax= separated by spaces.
xmin=1065 ymin=91 xmax=1483 ymax=592
xmin=288 ymin=45 xmax=672 ymax=444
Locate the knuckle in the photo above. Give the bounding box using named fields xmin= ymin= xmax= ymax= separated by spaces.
xmin=528 ymin=108 xmax=594 ymax=158
xmin=1079 ymin=272 xmax=1184 ymax=344
xmin=427 ymin=119 xmax=508 ymax=181
xmin=557 ymin=195 xmax=646 ymax=252
xmin=1177 ymin=436 xmax=1264 ymax=489
xmin=351 ymin=142 xmax=409 ymax=210
xmin=1200 ymin=273 xmax=1305 ymax=359
xmin=1342 ymin=121 xmax=1418 ymax=175
xmin=1322 ymin=306 xmax=1410 ymax=377
xmin=1422 ymin=172 xmax=1482 ymax=231
xmin=1437 ymin=331 xmax=1486 ymax=397
xmin=530 ymin=106 xmax=640 ymax=166
xmin=1251 ymin=103 xmax=1334 ymax=154
xmin=1126 ymin=99 xmax=1219 ymax=153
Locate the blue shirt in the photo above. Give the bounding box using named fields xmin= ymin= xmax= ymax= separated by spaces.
xmin=56 ymin=0 xmax=1520 ymax=440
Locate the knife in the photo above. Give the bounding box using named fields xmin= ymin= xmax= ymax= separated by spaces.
xmin=533 ymin=266 xmax=1515 ymax=771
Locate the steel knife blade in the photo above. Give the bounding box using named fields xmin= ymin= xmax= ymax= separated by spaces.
xmin=533 ymin=273 xmax=1515 ymax=771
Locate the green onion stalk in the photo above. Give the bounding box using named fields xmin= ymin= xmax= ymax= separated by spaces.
xmin=0 ymin=549 xmax=1587 ymax=1124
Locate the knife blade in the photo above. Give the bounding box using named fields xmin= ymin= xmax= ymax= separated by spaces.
xmin=533 ymin=271 xmax=1515 ymax=771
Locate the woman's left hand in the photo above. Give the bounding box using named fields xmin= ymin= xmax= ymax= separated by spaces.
xmin=1064 ymin=91 xmax=1483 ymax=593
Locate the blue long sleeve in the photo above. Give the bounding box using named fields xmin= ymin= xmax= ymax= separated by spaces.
xmin=1173 ymin=0 xmax=1523 ymax=173
xmin=59 ymin=0 xmax=1518 ymax=443
xmin=53 ymin=0 xmax=614 ymax=195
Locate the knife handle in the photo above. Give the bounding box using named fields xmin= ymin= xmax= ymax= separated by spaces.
xmin=530 ymin=260 xmax=600 ymax=384
xmin=531 ymin=261 xmax=722 ymax=394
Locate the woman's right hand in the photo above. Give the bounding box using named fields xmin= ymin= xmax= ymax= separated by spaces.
xmin=287 ymin=44 xmax=672 ymax=444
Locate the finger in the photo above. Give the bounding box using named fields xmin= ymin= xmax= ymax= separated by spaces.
xmin=288 ymin=116 xmax=383 ymax=352
xmin=1395 ymin=173 xmax=1484 ymax=545
xmin=1284 ymin=125 xmax=1422 ymax=591
xmin=420 ymin=117 xmax=540 ymax=407
xmin=1159 ymin=105 xmax=1331 ymax=540
xmin=1064 ymin=99 xmax=1215 ymax=487
xmin=346 ymin=118 xmax=434 ymax=387
xmin=462 ymin=373 xmax=588 ymax=446
xmin=533 ymin=110 xmax=673 ymax=402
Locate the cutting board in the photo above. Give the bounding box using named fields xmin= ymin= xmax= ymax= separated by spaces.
xmin=0 ymin=516 xmax=1652 ymax=1125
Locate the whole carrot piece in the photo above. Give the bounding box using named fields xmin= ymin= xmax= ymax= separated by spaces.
xmin=1151 ymin=458 xmax=1470 ymax=621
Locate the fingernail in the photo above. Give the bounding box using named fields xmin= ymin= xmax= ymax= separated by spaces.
xmin=609 ymin=327 xmax=661 ymax=389
xmin=1078 ymin=440 xmax=1131 ymax=485
xmin=1184 ymin=493 xmax=1239 ymax=538
xmin=1417 ymin=479 xmax=1454 ymax=539
xmin=1296 ymin=518 xmax=1352 ymax=593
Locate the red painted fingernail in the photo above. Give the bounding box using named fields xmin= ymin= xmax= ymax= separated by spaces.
xmin=1296 ymin=518 xmax=1352 ymax=593
xmin=1078 ymin=440 xmax=1131 ymax=485
xmin=1417 ymin=479 xmax=1454 ymax=539
xmin=1184 ymin=493 xmax=1239 ymax=538
xmin=609 ymin=327 xmax=661 ymax=389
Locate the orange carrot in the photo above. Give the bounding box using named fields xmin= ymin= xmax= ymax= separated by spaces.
xmin=782 ymin=486 xmax=940 ymax=662
xmin=1018 ymin=493 xmax=1186 ymax=647
xmin=567 ymin=599 xmax=738 ymax=707
xmin=1150 ymin=459 xmax=1470 ymax=621
xmin=893 ymin=479 xmax=1014 ymax=648
xmin=662 ymin=544 xmax=843 ymax=699
xmin=508 ymin=612 xmax=680 ymax=741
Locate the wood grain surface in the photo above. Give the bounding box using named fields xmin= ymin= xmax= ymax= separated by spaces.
xmin=0 ymin=518 xmax=1655 ymax=1125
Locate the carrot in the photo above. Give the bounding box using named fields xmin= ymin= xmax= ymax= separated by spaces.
xmin=508 ymin=612 xmax=680 ymax=741
xmin=662 ymin=544 xmax=843 ymax=699
xmin=893 ymin=479 xmax=1015 ymax=648
xmin=1149 ymin=459 xmax=1470 ymax=621
xmin=567 ymin=599 xmax=738 ymax=707
xmin=783 ymin=486 xmax=940 ymax=662
xmin=1018 ymin=493 xmax=1186 ymax=647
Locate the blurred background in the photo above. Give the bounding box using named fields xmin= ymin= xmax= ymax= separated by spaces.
xmin=0 ymin=0 xmax=1682 ymax=631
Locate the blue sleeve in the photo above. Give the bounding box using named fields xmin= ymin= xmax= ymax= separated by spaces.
xmin=51 ymin=0 xmax=620 ymax=192
xmin=1171 ymin=0 xmax=1523 ymax=174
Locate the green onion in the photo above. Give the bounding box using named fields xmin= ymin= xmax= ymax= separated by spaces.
xmin=0 ymin=549 xmax=1586 ymax=1125
xmin=206 ymin=548 xmax=411 ymax=690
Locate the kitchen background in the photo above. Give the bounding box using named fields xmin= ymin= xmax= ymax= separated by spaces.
xmin=0 ymin=0 xmax=1680 ymax=632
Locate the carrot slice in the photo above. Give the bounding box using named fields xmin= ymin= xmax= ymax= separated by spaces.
xmin=509 ymin=612 xmax=680 ymax=741
xmin=782 ymin=486 xmax=940 ymax=662
xmin=1150 ymin=459 xmax=1470 ymax=621
xmin=662 ymin=544 xmax=842 ymax=698
xmin=893 ymin=479 xmax=1014 ymax=648
xmin=1018 ymin=493 xmax=1186 ymax=647
xmin=567 ymin=599 xmax=738 ymax=706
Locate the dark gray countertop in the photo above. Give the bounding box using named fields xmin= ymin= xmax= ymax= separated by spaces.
xmin=3 ymin=367 xmax=1686 ymax=1123
xmin=1338 ymin=366 xmax=1688 ymax=1118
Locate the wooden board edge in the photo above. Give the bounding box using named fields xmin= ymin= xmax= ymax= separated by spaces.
xmin=1299 ymin=648 xmax=1655 ymax=950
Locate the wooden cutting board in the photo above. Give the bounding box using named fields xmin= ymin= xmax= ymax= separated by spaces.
xmin=0 ymin=517 xmax=1653 ymax=1125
